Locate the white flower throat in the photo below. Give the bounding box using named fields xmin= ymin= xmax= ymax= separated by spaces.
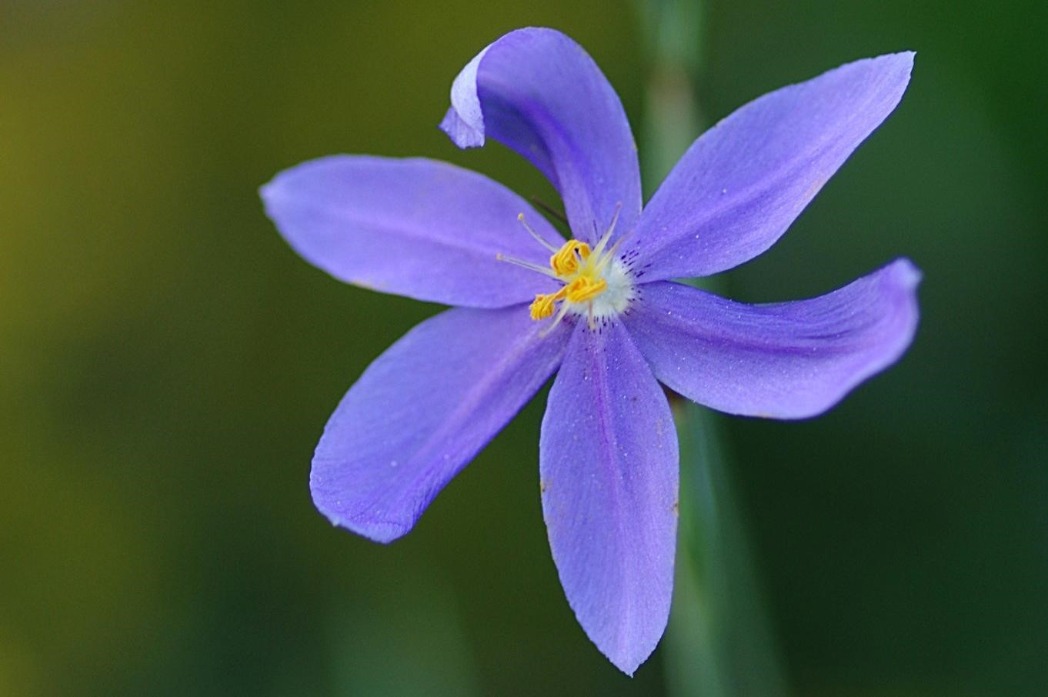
xmin=499 ymin=212 xmax=635 ymax=330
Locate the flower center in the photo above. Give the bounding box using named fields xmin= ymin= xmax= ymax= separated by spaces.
xmin=528 ymin=238 xmax=631 ymax=323
xmin=498 ymin=210 xmax=635 ymax=330
xmin=496 ymin=207 xmax=632 ymax=331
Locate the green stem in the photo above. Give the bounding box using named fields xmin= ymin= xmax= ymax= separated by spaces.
xmin=634 ymin=2 xmax=788 ymax=694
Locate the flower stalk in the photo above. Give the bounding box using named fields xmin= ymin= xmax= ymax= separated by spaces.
xmin=637 ymin=2 xmax=787 ymax=693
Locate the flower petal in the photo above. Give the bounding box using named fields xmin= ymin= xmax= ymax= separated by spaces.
xmin=540 ymin=320 xmax=678 ymax=675
xmin=633 ymin=52 xmax=914 ymax=280
xmin=625 ymin=260 xmax=921 ymax=419
xmin=440 ymin=28 xmax=642 ymax=245
xmin=261 ymin=156 xmax=562 ymax=307
xmin=311 ymin=305 xmax=570 ymax=543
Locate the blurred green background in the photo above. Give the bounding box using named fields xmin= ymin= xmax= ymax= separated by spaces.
xmin=2 ymin=1 xmax=1046 ymax=695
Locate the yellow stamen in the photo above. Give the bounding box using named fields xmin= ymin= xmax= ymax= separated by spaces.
xmin=529 ymin=287 xmax=567 ymax=320
xmin=565 ymin=276 xmax=607 ymax=303
xmin=521 ymin=223 xmax=630 ymax=326
xmin=550 ymin=241 xmax=591 ymax=276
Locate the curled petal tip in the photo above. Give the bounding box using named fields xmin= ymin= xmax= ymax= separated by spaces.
xmin=437 ymin=27 xmax=642 ymax=242
xmin=439 ymin=107 xmax=484 ymax=148
xmin=440 ymin=46 xmax=490 ymax=148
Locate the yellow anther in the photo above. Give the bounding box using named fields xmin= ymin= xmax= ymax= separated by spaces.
xmin=506 ymin=205 xmax=632 ymax=326
xmin=565 ymin=276 xmax=607 ymax=303
xmin=530 ymin=294 xmax=556 ymax=320
xmin=529 ymin=288 xmax=567 ymax=320
xmin=525 ymin=232 xmax=626 ymax=324
xmin=550 ymin=241 xmax=591 ymax=276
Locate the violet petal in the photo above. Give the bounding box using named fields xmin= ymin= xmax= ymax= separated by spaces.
xmin=540 ymin=321 xmax=678 ymax=675
xmin=312 ymin=305 xmax=570 ymax=542
xmin=625 ymin=260 xmax=921 ymax=419
xmin=262 ymin=155 xmax=561 ymax=307
xmin=633 ymin=52 xmax=914 ymax=279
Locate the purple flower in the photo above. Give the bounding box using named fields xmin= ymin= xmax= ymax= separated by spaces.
xmin=261 ymin=28 xmax=919 ymax=675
